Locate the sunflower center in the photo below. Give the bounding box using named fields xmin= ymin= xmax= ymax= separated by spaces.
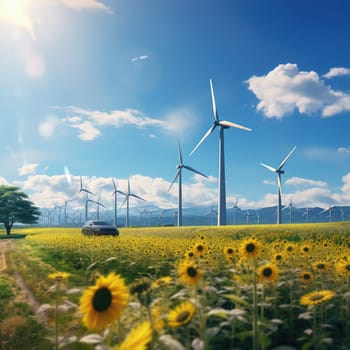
xmin=303 ymin=247 xmax=309 ymax=252
xmin=246 ymin=243 xmax=255 ymax=252
xmin=346 ymin=264 xmax=350 ymax=271
xmin=276 ymin=255 xmax=282 ymax=260
xmin=197 ymin=245 xmax=203 ymax=251
xmin=310 ymin=294 xmax=324 ymax=302
xmin=263 ymin=268 xmax=272 ymax=277
xmin=317 ymin=263 xmax=325 ymax=269
xmin=93 ymin=287 xmax=112 ymax=312
xmin=187 ymin=267 xmax=197 ymax=277
xmin=176 ymin=310 xmax=190 ymax=323
xmin=303 ymin=274 xmax=310 ymax=280
xmin=227 ymin=248 xmax=233 ymax=254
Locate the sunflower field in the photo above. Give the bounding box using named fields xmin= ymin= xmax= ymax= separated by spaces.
xmin=3 ymin=223 xmax=350 ymax=349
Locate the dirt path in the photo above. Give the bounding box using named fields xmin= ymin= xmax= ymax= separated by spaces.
xmin=0 ymin=239 xmax=48 ymax=325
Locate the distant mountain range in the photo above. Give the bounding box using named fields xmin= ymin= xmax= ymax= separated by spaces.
xmin=44 ymin=204 xmax=350 ymax=227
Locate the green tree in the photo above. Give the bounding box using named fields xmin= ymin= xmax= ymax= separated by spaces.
xmin=0 ymin=186 xmax=40 ymax=235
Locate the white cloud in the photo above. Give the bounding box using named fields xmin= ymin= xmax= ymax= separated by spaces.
xmin=38 ymin=115 xmax=60 ymax=139
xmin=246 ymin=63 xmax=350 ymax=118
xmin=337 ymin=147 xmax=350 ymax=155
xmin=0 ymin=177 xmax=10 ymax=185
xmin=17 ymin=163 xmax=39 ymax=176
xmin=324 ymin=67 xmax=350 ymax=79
xmin=262 ymin=179 xmax=275 ymax=186
xmin=285 ymin=177 xmax=327 ymax=188
xmin=60 ymin=106 xmax=197 ymax=141
xmin=68 ymin=120 xmax=101 ymax=141
xmin=131 ymin=55 xmax=149 ymax=62
xmin=57 ymin=0 xmax=113 ymax=13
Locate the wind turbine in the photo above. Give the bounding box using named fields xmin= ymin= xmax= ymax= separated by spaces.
xmin=206 ymin=205 xmax=218 ymax=226
xmin=283 ymin=196 xmax=293 ymax=224
xmin=303 ymin=208 xmax=310 ymax=223
xmin=190 ymin=79 xmax=251 ymax=226
xmin=120 ymin=180 xmax=146 ymax=227
xmin=260 ymin=146 xmax=296 ymax=224
xmin=78 ymin=176 xmax=95 ymax=222
xmin=112 ymin=179 xmax=123 ymax=228
xmin=93 ymin=195 xmax=105 ymax=220
xmin=320 ymin=205 xmax=334 ymax=222
xmin=169 ymin=141 xmax=208 ymax=226
xmin=232 ymin=197 xmax=240 ymax=225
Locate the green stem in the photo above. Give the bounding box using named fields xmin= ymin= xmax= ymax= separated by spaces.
xmin=252 ymin=258 xmax=258 ymax=350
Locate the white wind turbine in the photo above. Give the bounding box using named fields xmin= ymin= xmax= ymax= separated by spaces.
xmin=190 ymin=79 xmax=251 ymax=226
xmin=78 ymin=176 xmax=95 ymax=221
xmin=120 ymin=179 xmax=146 ymax=228
xmin=232 ymin=197 xmax=240 ymax=225
xmin=112 ymin=178 xmax=123 ymax=228
xmin=93 ymin=194 xmax=105 ymax=220
xmin=169 ymin=141 xmax=208 ymax=226
xmin=260 ymin=146 xmax=296 ymax=224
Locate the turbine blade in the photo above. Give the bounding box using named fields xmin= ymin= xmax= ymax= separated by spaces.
xmin=189 ymin=124 xmax=217 ymax=156
xmin=130 ymin=193 xmax=147 ymax=202
xmin=80 ymin=176 xmax=83 ymax=189
xmin=278 ymin=146 xmax=296 ymax=170
xmin=112 ymin=178 xmax=117 ymax=191
xmin=120 ymin=196 xmax=128 ymax=208
xmin=260 ymin=162 xmax=277 ymax=172
xmin=168 ymin=170 xmax=180 ymax=191
xmin=183 ymin=165 xmax=208 ymax=178
xmin=127 ymin=179 xmax=130 ymax=194
xmin=177 ymin=140 xmax=183 ymax=164
xmin=219 ymin=120 xmax=252 ymax=132
xmin=234 ymin=197 xmax=239 ymax=207
xmin=209 ymin=79 xmax=218 ymax=121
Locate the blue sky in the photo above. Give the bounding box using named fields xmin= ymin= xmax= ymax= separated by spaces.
xmin=1 ymin=0 xmax=350 ymax=215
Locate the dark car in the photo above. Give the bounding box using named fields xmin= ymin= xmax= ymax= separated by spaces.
xmin=81 ymin=220 xmax=119 ymax=236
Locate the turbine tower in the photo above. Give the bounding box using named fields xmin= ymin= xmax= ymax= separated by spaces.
xmin=78 ymin=176 xmax=95 ymax=221
xmin=232 ymin=197 xmax=240 ymax=225
xmin=120 ymin=179 xmax=146 ymax=228
xmin=112 ymin=178 xmax=123 ymax=228
xmin=190 ymin=79 xmax=251 ymax=226
xmin=169 ymin=141 xmax=208 ymax=226
xmin=260 ymin=146 xmax=296 ymax=224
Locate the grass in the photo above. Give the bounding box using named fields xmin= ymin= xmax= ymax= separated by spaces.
xmin=1 ymin=222 xmax=350 ymax=349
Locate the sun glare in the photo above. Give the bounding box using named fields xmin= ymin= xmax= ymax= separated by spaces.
xmin=0 ymin=0 xmax=36 ymax=40
xmin=0 ymin=0 xmax=26 ymax=18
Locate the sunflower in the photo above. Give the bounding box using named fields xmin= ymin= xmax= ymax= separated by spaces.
xmin=300 ymin=244 xmax=312 ymax=255
xmin=300 ymin=290 xmax=335 ymax=306
xmin=48 ymin=272 xmax=70 ymax=282
xmin=178 ymin=260 xmax=202 ymax=286
xmin=272 ymin=252 xmax=285 ymax=264
xmin=335 ymin=260 xmax=350 ymax=276
xmin=223 ymin=246 xmax=235 ymax=262
xmin=116 ymin=321 xmax=152 ymax=350
xmin=239 ymin=238 xmax=261 ymax=259
xmin=151 ymin=306 xmax=165 ymax=331
xmin=257 ymin=263 xmax=279 ymax=283
xmin=168 ymin=301 xmax=196 ymax=327
xmin=285 ymin=242 xmax=297 ymax=255
xmin=80 ymin=272 xmax=129 ymax=331
xmin=193 ymin=241 xmax=208 ymax=257
xmin=152 ymin=276 xmax=172 ymax=289
xmin=299 ymin=271 xmax=314 ymax=284
xmin=130 ymin=278 xmax=152 ymax=296
xmin=312 ymin=260 xmax=331 ymax=273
